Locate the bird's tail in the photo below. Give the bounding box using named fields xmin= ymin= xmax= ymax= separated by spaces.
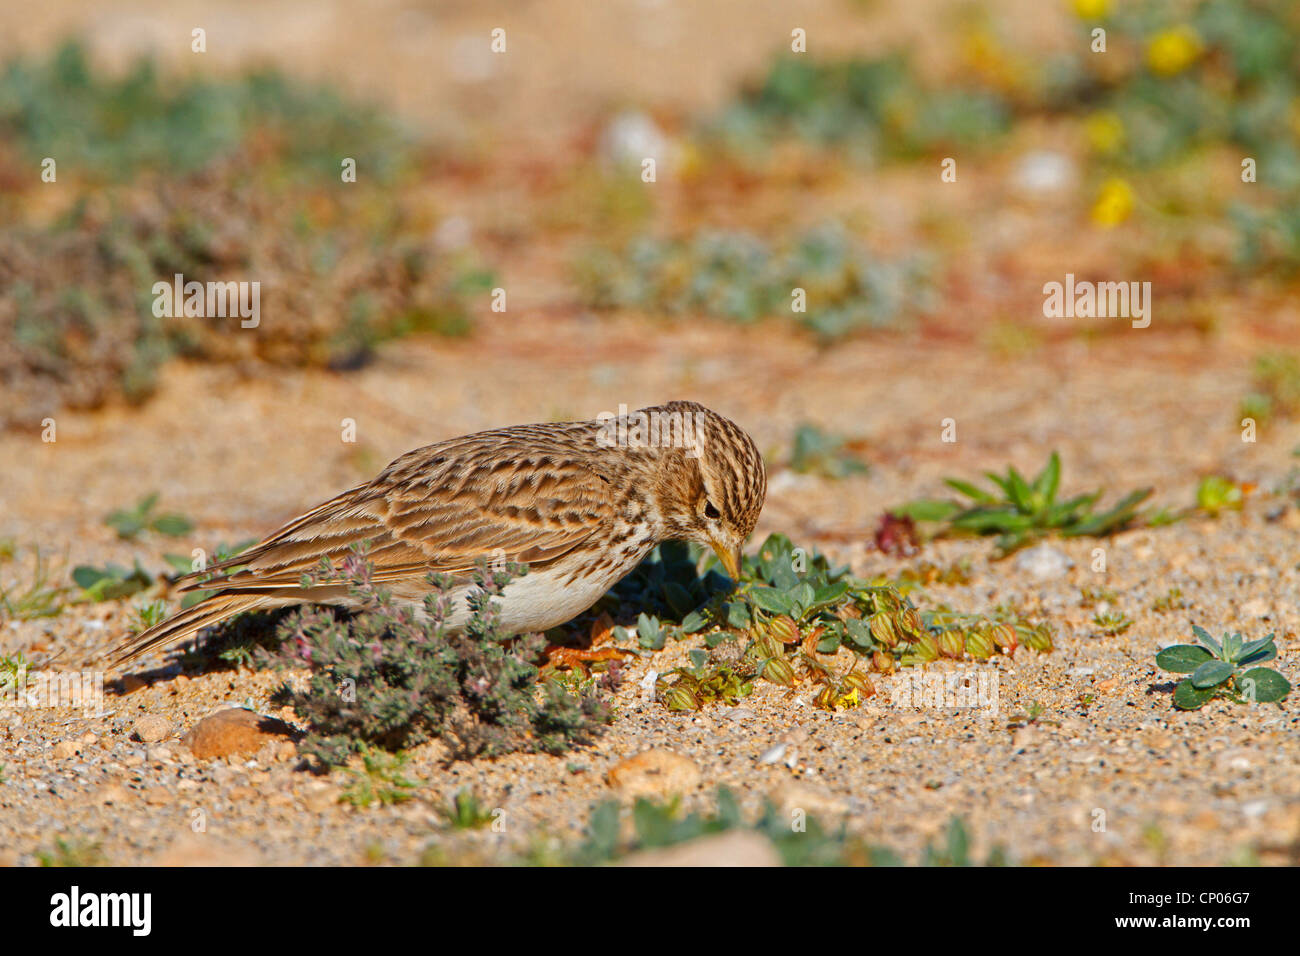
xmin=111 ymin=593 xmax=270 ymax=668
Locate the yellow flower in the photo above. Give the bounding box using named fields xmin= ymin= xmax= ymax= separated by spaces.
xmin=1085 ymin=111 xmax=1125 ymax=155
xmin=1147 ymin=26 xmax=1203 ymax=76
xmin=1091 ymin=177 xmax=1135 ymax=227
xmin=1071 ymin=0 xmax=1110 ymax=19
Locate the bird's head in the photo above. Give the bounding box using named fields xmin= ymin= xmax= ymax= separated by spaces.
xmin=637 ymin=401 xmax=767 ymax=581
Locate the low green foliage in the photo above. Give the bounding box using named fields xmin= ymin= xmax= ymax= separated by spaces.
xmin=1066 ymin=1 xmax=1300 ymax=269
xmin=1079 ymin=586 xmax=1119 ymax=608
xmin=574 ymin=223 xmax=931 ymax=340
xmin=0 ymin=652 xmax=27 ymax=691
xmin=263 ymin=550 xmax=609 ymax=766
xmin=70 ymin=562 xmax=152 ymax=602
xmin=126 ymin=599 xmax=168 ymax=635
xmin=104 ymin=493 xmax=193 ymax=539
xmin=340 ymin=748 xmax=418 ymax=809
xmin=438 ymin=789 xmax=497 ymax=830
xmin=632 ymin=612 xmax=666 ymax=651
xmin=1067 ymin=2 xmax=1300 ymax=167
xmin=1093 ymin=610 xmax=1134 ymax=636
xmin=702 ymin=2 xmax=1300 ymax=275
xmin=1151 ymin=588 xmax=1187 ymax=613
xmin=0 ymin=40 xmax=413 ymax=181
xmin=920 ymin=817 xmax=1009 ymax=867
xmin=1242 ymin=353 xmax=1300 ymax=423
xmin=0 ymin=185 xmax=488 ymax=423
xmin=37 ymin=838 xmax=107 ymax=867
xmin=1195 ymin=475 xmax=1247 ymax=516
xmin=894 ymin=452 xmax=1152 ymax=553
xmin=1156 ymin=624 xmax=1291 ymax=710
xmin=1143 ymin=505 xmax=1189 ymax=528
xmin=708 ymin=54 xmax=1010 ymax=161
xmin=1018 ymin=700 xmax=1048 ymax=725
xmin=631 ymin=533 xmax=1051 ymax=712
xmin=0 ymin=43 xmax=489 ymax=427
xmin=658 ymin=654 xmax=755 ymax=712
xmin=558 ymin=788 xmax=1006 ymax=866
xmin=0 ymin=544 xmax=66 ymax=619
xmin=788 ymin=424 xmax=869 ymax=479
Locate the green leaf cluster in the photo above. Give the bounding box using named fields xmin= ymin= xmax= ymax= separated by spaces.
xmin=70 ymin=562 xmax=152 ymax=602
xmin=1156 ymin=624 xmax=1291 ymax=709
xmin=562 ymin=788 xmax=1006 ymax=867
xmin=789 ymin=423 xmax=869 ymax=480
xmin=262 ymin=549 xmax=610 ymax=766
xmin=104 ymin=493 xmax=193 ymax=540
xmin=894 ymin=452 xmax=1152 ymax=553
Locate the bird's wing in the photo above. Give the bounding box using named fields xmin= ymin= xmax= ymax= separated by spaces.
xmin=180 ymin=435 xmax=615 ymax=594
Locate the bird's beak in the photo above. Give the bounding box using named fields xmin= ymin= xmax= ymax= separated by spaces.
xmin=711 ymin=539 xmax=743 ymax=582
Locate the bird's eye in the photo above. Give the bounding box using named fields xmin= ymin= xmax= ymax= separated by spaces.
xmin=703 ymin=500 xmax=721 ymax=520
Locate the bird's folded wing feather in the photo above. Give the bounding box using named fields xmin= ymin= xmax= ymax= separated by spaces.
xmin=178 ymin=442 xmax=614 ymax=593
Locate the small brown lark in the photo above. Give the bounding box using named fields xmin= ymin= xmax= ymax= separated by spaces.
xmin=113 ymin=400 xmax=766 ymax=665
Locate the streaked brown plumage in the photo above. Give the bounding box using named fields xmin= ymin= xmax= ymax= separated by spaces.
xmin=112 ymin=401 xmax=766 ymax=666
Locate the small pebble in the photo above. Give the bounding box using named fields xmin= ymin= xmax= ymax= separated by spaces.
xmin=51 ymin=740 xmax=79 ymax=759
xmin=132 ymin=715 xmax=173 ymax=743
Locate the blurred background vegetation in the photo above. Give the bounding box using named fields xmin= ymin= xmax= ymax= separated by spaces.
xmin=0 ymin=0 xmax=1298 ymax=428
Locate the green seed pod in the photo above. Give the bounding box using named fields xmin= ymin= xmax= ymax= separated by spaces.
xmin=841 ymin=671 xmax=874 ymax=697
xmin=895 ymin=606 xmax=923 ymax=639
xmin=662 ymin=685 xmax=700 ymax=712
xmin=870 ymin=612 xmax=899 ymax=648
xmin=750 ymin=632 xmax=783 ymax=659
xmin=769 ymin=615 xmax=800 ymax=645
xmin=1026 ymin=625 xmax=1054 ymax=652
xmin=914 ymin=633 xmax=940 ymax=663
xmin=814 ymin=684 xmax=838 ymax=710
xmin=763 ymin=656 xmax=797 ymax=686
xmin=989 ymin=622 xmax=1018 ymax=654
xmin=965 ymin=630 xmax=995 ymax=660
xmin=872 ymin=650 xmax=895 ymax=674
xmin=938 ymin=630 xmax=965 ymax=659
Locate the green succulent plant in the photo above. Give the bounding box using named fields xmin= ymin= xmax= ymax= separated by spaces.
xmin=1093 ymin=610 xmax=1134 ymax=636
xmin=641 ymin=532 xmax=1052 ymax=712
xmin=340 ymin=748 xmax=418 ymax=808
xmin=788 ymin=423 xmax=869 ymax=479
xmin=438 ymin=789 xmax=497 ymax=830
xmin=1195 ymin=475 xmax=1246 ymax=516
xmin=103 ymin=493 xmax=193 ymax=540
xmin=1156 ymin=624 xmax=1291 ymax=710
xmin=657 ymin=659 xmax=754 ymax=711
xmin=70 ymin=562 xmax=153 ymax=602
xmin=551 ymin=788 xmax=1007 ymax=867
xmin=895 ymin=452 xmax=1152 ymax=554
xmin=0 ymin=544 xmax=66 ymax=619
xmin=574 ymin=223 xmax=931 ymax=341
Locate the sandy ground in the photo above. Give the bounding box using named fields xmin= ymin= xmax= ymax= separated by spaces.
xmin=2 ymin=320 xmax=1300 ymax=866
